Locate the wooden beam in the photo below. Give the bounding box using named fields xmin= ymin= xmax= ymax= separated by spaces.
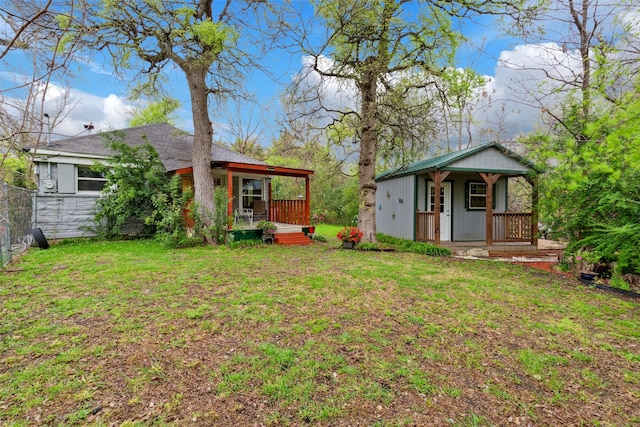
xmin=215 ymin=162 xmax=314 ymax=178
xmin=478 ymin=172 xmax=501 ymax=246
xmin=227 ymin=168 xmax=233 ymax=230
xmin=530 ymin=176 xmax=539 ymax=246
xmin=428 ymin=171 xmax=445 ymax=246
xmin=305 ymin=175 xmax=311 ymax=225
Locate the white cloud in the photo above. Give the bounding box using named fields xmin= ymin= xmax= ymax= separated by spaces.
xmin=468 ymin=43 xmax=580 ymax=142
xmin=43 ymin=87 xmax=131 ymax=140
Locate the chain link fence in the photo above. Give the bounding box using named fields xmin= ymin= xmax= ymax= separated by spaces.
xmin=0 ymin=181 xmax=37 ymax=267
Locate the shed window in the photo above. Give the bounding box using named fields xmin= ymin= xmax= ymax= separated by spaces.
xmin=468 ymin=182 xmax=487 ymax=209
xmin=465 ymin=181 xmax=497 ymax=210
xmin=77 ymin=166 xmax=106 ymax=192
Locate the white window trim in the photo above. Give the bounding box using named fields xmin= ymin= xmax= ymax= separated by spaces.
xmin=468 ymin=182 xmax=487 ymax=210
xmin=76 ymin=165 xmax=107 ymax=193
xmin=240 ymin=177 xmax=264 ymax=209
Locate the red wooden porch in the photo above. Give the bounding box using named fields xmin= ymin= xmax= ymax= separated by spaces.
xmin=222 ymin=162 xmax=313 ymax=229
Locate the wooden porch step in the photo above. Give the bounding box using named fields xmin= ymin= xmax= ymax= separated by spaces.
xmin=274 ymin=232 xmax=313 ymax=246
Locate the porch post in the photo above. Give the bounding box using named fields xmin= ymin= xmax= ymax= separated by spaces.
xmin=227 ymin=169 xmax=233 ymax=229
xmin=478 ymin=172 xmax=501 ymax=246
xmin=428 ymin=170 xmax=450 ymax=246
xmin=529 ymin=176 xmax=539 ymax=247
xmin=268 ymin=179 xmax=273 ymax=221
xmin=305 ymin=175 xmax=311 ymax=225
xmin=432 ymin=171 xmax=441 ymax=245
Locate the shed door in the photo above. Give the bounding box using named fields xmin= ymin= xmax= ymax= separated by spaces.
xmin=427 ymin=182 xmax=451 ymax=242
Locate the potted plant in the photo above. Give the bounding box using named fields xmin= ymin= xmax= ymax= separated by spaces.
xmin=575 ymin=248 xmax=602 ymax=282
xmin=337 ymin=225 xmax=363 ymax=249
xmin=257 ymin=220 xmax=277 ymax=244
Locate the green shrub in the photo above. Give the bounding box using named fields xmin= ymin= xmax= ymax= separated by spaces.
xmin=377 ymin=234 xmax=451 ymax=257
xmin=92 ymin=133 xmax=198 ymax=247
xmin=151 ymin=178 xmax=201 ymax=248
xmin=356 ymin=242 xmax=379 ymax=251
xmin=311 ymin=234 xmax=328 ymax=243
xmin=204 ymin=186 xmax=230 ymax=244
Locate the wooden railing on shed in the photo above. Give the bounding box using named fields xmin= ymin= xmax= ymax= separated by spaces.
xmin=492 ymin=212 xmax=533 ymax=242
xmin=416 ymin=211 xmax=435 ymax=242
xmin=270 ymin=199 xmax=309 ymax=225
xmin=416 ymin=211 xmax=534 ymax=244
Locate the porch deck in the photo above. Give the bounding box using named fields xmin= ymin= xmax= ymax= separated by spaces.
xmin=440 ymin=239 xmax=565 ymax=257
xmin=441 ymin=241 xmax=538 ymax=256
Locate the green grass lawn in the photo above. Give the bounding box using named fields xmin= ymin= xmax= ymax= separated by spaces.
xmin=1 ymin=227 xmax=639 ymax=426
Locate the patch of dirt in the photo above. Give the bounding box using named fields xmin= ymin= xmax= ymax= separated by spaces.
xmin=512 ymin=260 xmax=573 ymax=278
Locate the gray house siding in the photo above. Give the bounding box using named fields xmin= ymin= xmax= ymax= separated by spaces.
xmin=416 ymin=177 xmax=427 ymax=211
xmin=415 ymin=173 xmax=508 ymax=242
xmin=37 ymin=194 xmax=99 ymax=239
xmin=35 ymin=160 xmax=145 ymax=239
xmin=57 ymin=163 xmax=75 ymax=193
xmin=447 ymin=146 xmax=530 ymax=173
xmin=36 ymin=160 xmax=101 ymax=239
xmin=376 ymin=175 xmax=415 ymax=240
xmin=37 ymin=194 xmax=143 ymax=239
xmin=451 ymin=173 xmax=506 ymax=241
xmin=375 ymin=142 xmax=535 ymax=244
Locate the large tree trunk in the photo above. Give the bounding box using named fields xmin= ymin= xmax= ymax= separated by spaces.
xmin=357 ymin=68 xmax=378 ymax=243
xmin=185 ymin=64 xmax=216 ymax=234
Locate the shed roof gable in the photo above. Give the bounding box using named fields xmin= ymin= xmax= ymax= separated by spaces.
xmin=376 ymin=142 xmax=536 ymax=181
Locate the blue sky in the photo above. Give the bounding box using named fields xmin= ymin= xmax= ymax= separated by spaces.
xmin=4 ymin=1 xmax=634 ymax=148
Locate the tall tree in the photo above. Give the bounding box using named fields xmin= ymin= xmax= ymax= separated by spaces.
xmin=128 ymin=97 xmax=181 ymax=127
xmin=220 ymin=99 xmax=267 ymax=159
xmin=0 ymin=0 xmax=88 ymax=183
xmin=291 ymin=0 xmax=525 ymax=243
xmin=531 ymin=80 xmax=640 ymax=275
xmin=88 ymin=0 xmax=285 ymax=236
xmin=440 ymin=67 xmax=487 ymax=151
xmin=506 ymin=0 xmax=639 ymax=141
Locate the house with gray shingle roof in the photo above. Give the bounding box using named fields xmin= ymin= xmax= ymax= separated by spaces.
xmin=375 ymin=142 xmax=541 ymax=255
xmin=27 ymin=124 xmax=313 ymax=239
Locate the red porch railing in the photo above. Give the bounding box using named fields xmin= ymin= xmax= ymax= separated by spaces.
xmin=270 ymin=199 xmax=309 ymax=225
xmin=416 ymin=211 xmax=435 ymax=242
xmin=493 ymin=212 xmax=533 ymax=242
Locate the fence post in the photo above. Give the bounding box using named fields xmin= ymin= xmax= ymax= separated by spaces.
xmin=31 ymin=189 xmax=37 ymax=229
xmin=1 ymin=182 xmax=10 ymax=266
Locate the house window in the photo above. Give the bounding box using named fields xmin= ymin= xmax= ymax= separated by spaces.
xmin=468 ymin=182 xmax=487 ymax=209
xmin=241 ymin=178 xmax=262 ymax=208
xmin=77 ymin=166 xmax=107 ymax=192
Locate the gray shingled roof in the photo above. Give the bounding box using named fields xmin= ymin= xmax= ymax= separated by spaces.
xmin=35 ymin=123 xmax=266 ymax=171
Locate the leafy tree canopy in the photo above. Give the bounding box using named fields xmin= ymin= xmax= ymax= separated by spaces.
xmin=533 ymin=83 xmax=640 ymax=274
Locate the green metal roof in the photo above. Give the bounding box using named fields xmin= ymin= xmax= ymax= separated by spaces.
xmin=375 ymin=142 xmax=537 ymax=182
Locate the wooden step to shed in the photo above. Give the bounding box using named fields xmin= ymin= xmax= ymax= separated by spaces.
xmin=274 ymin=232 xmax=313 ymax=246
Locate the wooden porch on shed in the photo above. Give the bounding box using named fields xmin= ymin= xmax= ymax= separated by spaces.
xmin=416 ymin=170 xmax=539 ymax=252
